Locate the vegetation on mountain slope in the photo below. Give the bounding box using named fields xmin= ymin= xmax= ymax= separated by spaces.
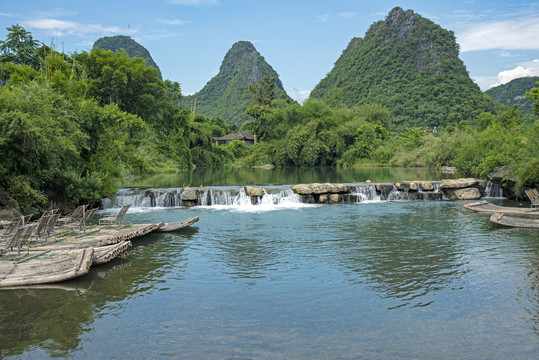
xmin=310 ymin=7 xmax=503 ymax=131
xmin=93 ymin=35 xmax=161 ymax=77
xmin=182 ymin=41 xmax=291 ymax=125
xmin=485 ymin=77 xmax=539 ymax=114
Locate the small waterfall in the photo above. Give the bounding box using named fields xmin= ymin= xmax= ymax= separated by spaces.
xmin=199 ymin=188 xmax=244 ymax=206
xmin=387 ymin=185 xmax=412 ymax=201
xmin=199 ymin=188 xmax=303 ymax=207
xmin=102 ymin=188 xmax=182 ymax=209
xmin=347 ymin=185 xmax=381 ymax=202
xmin=260 ymin=188 xmax=302 ymax=206
xmin=484 ymin=182 xmax=504 ymax=198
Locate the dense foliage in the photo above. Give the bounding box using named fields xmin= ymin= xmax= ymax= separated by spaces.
xmin=485 ymin=76 xmax=539 ymax=115
xmin=239 ymin=77 xmax=538 ymax=193
xmin=310 ymin=7 xmax=503 ymax=131
xmin=93 ymin=35 xmax=161 ymax=77
xmin=181 ymin=41 xmax=290 ymax=125
xmin=0 ymin=26 xmax=235 ymax=212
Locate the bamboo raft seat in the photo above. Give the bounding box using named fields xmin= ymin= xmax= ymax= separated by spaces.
xmin=464 ymin=200 xmax=539 ymax=216
xmin=525 ymin=189 xmax=539 ymax=208
xmin=99 ymin=204 xmax=131 ymax=226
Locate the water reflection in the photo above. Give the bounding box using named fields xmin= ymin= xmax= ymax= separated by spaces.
xmin=325 ymin=203 xmax=473 ymax=309
xmin=0 ymin=233 xmax=190 ymax=358
xmin=123 ymin=166 xmax=443 ymax=187
xmin=211 ymin=212 xmax=286 ymax=281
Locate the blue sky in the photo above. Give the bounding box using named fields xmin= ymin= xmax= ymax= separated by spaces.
xmin=1 ymin=0 xmax=539 ymax=102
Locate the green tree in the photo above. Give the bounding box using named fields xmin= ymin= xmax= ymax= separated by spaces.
xmin=0 ymin=24 xmax=42 ymax=69
xmin=75 ymin=48 xmax=164 ymax=122
xmin=526 ymin=81 xmax=539 ymax=116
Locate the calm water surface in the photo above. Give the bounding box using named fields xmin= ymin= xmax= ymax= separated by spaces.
xmin=123 ymin=167 xmax=443 ymax=187
xmin=1 ymin=170 xmax=538 ymax=359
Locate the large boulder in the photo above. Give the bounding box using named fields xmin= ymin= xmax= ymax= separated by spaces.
xmin=443 ymin=187 xmax=482 ymax=200
xmin=244 ymin=186 xmax=265 ymax=197
xmin=0 ymin=190 xmax=21 ymax=220
xmin=180 ymin=187 xmax=198 ymax=201
xmin=397 ymin=181 xmax=435 ymax=191
xmin=417 ymin=181 xmax=434 ymax=191
xmin=488 ymin=166 xmax=519 ymax=199
xmin=488 ymin=166 xmax=512 ymax=183
xmin=398 ymin=181 xmax=418 ymax=191
xmin=440 ymin=166 xmax=457 ymax=175
xmin=439 ymin=178 xmax=478 ymax=189
xmin=291 ymin=184 xmax=313 ymax=195
xmin=311 ymin=183 xmax=339 ymax=194
xmin=292 ymin=183 xmax=346 ymax=195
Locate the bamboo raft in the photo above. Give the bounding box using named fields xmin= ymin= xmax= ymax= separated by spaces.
xmin=0 ymin=217 xmax=198 ymax=287
xmin=464 ymin=200 xmax=539 ymax=216
xmin=92 ymin=241 xmax=133 ymax=265
xmin=0 ymin=248 xmax=94 ymax=287
xmin=490 ymin=213 xmax=539 ymax=229
xmin=34 ymin=223 xmax=163 ymax=251
xmin=157 ymin=216 xmax=199 ymax=232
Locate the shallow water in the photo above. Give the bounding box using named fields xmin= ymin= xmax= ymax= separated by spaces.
xmin=1 ymin=198 xmax=538 ymax=359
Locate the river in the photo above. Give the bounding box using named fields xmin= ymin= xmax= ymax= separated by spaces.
xmin=0 ymin=168 xmax=538 ymax=359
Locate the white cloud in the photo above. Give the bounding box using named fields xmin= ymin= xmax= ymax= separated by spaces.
xmin=457 ymin=16 xmax=539 ymax=52
xmin=33 ymin=8 xmax=78 ymax=18
xmin=135 ymin=32 xmax=179 ymax=42
xmin=471 ymin=75 xmax=499 ymax=90
xmin=339 ymin=12 xmax=357 ymax=19
xmin=23 ymin=18 xmax=133 ymax=37
xmin=157 ymin=19 xmax=187 ymax=25
xmin=316 ymin=14 xmax=331 ymax=23
xmin=0 ymin=12 xmax=15 ymax=17
xmin=316 ymin=12 xmax=357 ymax=22
xmin=492 ymin=59 xmax=539 ymax=87
xmin=167 ymin=0 xmax=218 ymax=6
xmin=24 ymin=19 xmax=79 ymax=31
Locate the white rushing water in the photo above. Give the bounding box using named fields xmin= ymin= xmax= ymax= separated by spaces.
xmin=102 ymin=187 xmax=317 ymax=212
xmin=101 ymin=182 xmax=503 ymax=211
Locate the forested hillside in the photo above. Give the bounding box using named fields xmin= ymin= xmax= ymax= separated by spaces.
xmin=0 ymin=25 xmax=239 ymax=213
xmin=94 ymin=35 xmax=161 ymax=77
xmin=182 ymin=41 xmax=290 ymax=125
xmin=310 ymin=7 xmax=503 ymax=131
xmin=485 ymin=77 xmax=539 ymax=114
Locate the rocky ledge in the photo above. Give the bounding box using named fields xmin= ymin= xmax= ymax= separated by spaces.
xmin=288 ymin=178 xmax=488 ymax=204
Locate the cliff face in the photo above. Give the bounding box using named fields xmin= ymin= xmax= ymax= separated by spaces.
xmin=310 ymin=7 xmax=502 ymax=131
xmin=183 ymin=41 xmax=288 ymax=125
xmin=485 ymin=76 xmax=539 ymax=114
xmin=94 ymin=35 xmax=161 ymax=77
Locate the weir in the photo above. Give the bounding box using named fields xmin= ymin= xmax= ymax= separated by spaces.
xmin=102 ymin=178 xmax=503 ymax=210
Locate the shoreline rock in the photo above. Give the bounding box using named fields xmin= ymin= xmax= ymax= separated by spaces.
xmin=0 ymin=191 xmax=21 ymax=221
